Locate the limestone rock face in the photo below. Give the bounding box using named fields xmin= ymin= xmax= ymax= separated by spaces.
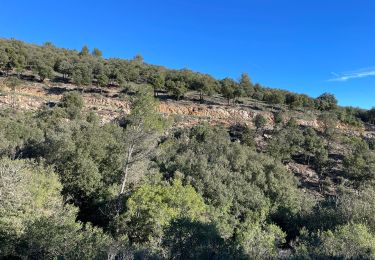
xmin=0 ymin=81 xmax=369 ymax=135
xmin=159 ymin=101 xmax=274 ymax=127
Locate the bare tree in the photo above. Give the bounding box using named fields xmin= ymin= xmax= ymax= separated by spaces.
xmin=119 ymin=88 xmax=166 ymax=196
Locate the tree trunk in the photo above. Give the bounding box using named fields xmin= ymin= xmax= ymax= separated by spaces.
xmin=120 ymin=145 xmax=134 ymax=195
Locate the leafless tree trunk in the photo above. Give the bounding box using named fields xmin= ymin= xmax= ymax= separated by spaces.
xmin=120 ymin=145 xmax=134 ymax=195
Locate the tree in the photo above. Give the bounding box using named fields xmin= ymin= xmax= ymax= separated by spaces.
xmin=0 ymin=49 xmax=9 ymax=75
xmin=34 ymin=59 xmax=53 ymax=82
xmin=332 ymin=186 xmax=375 ymax=233
xmin=132 ymin=54 xmax=144 ymax=65
xmin=72 ymin=62 xmax=92 ymax=92
xmin=267 ymin=123 xmax=305 ymax=162
xmin=162 ymin=219 xmax=234 ymax=259
xmin=366 ymin=107 xmax=375 ymax=124
xmin=0 ymin=112 xmax=44 ymax=159
xmin=233 ymin=85 xmax=245 ymax=102
xmin=59 ymin=91 xmax=84 ymax=119
xmin=240 ymin=126 xmax=256 ymax=147
xmin=0 ymin=158 xmax=113 ymax=259
xmin=148 ymin=72 xmax=165 ymax=97
xmin=97 ymin=73 xmax=109 ymax=89
xmin=193 ymin=75 xmax=217 ymax=102
xmin=342 ymin=137 xmax=375 ymax=182
xmin=296 ymin=224 xmax=375 ymax=259
xmin=92 ymin=62 xmax=109 ymax=90
xmin=56 ymin=59 xmax=73 ymax=81
xmin=273 ymin=112 xmax=284 ymax=126
xmin=166 ymin=80 xmax=187 ymax=100
xmin=318 ymin=112 xmax=337 ymax=151
xmin=239 ymin=73 xmax=254 ymax=97
xmin=119 ymin=88 xmax=165 ymax=197
xmin=285 ymin=93 xmax=303 ymax=109
xmin=155 ymin=125 xmax=310 ymax=245
xmin=253 ymin=114 xmax=267 ymax=131
xmin=301 ymin=94 xmax=315 ymax=109
xmin=368 ymin=137 xmax=375 ymax=150
xmin=118 ymin=179 xmax=207 ymax=245
xmin=4 ymin=46 xmax=26 ymax=76
xmin=303 ymin=127 xmax=328 ymax=171
xmin=5 ymin=76 xmax=21 ymax=110
xmin=236 ymin=219 xmax=286 ymax=259
xmin=92 ymin=47 xmax=103 ymax=57
xmin=43 ymin=41 xmax=54 ymax=47
xmin=80 ymin=45 xmax=90 ymax=56
xmin=220 ymin=77 xmax=236 ymax=104
xmin=315 ymin=93 xmax=337 ymax=111
xmin=264 ymin=91 xmax=285 ymax=107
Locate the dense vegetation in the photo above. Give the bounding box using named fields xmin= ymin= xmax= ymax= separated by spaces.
xmin=1 ymin=38 xmax=374 ymax=125
xmin=2 ymin=38 xmax=375 ymax=259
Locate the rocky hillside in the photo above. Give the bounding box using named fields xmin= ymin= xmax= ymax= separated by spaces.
xmin=0 ymin=78 xmax=371 ymax=136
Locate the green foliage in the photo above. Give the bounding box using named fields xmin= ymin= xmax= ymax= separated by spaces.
xmin=72 ymin=62 xmax=92 ymax=87
xmin=55 ymin=59 xmax=73 ymax=79
xmin=343 ymin=137 xmax=375 ymax=182
xmin=118 ymin=179 xmax=207 ymax=246
xmin=220 ymin=77 xmax=237 ymax=104
xmin=162 ymin=218 xmax=235 ymax=259
xmin=253 ymin=114 xmax=267 ymax=130
xmin=0 ymin=38 xmax=366 ymax=128
xmin=59 ymin=91 xmax=84 ymax=119
xmin=1 ymin=38 xmax=375 ymax=259
xmin=148 ymin=71 xmax=165 ymax=96
xmin=315 ymin=92 xmax=338 ymax=111
xmin=92 ymin=47 xmax=103 ymax=57
xmin=166 ymin=79 xmax=187 ymax=100
xmin=80 ymin=45 xmax=90 ymax=56
xmin=193 ymin=74 xmax=217 ymax=101
xmin=236 ymin=219 xmax=286 ymax=259
xmin=336 ymin=106 xmax=363 ymax=127
xmin=0 ymin=48 xmax=9 ymax=72
xmin=133 ymin=53 xmax=144 ymax=64
xmin=155 ymin=125 xmax=311 ymax=247
xmin=273 ymin=111 xmax=284 ymax=125
xmin=263 ymin=91 xmax=285 ymax=106
xmin=40 ymin=115 xmax=124 ymax=205
xmin=296 ymin=224 xmax=375 ymax=259
xmin=368 ymin=137 xmax=375 ymax=150
xmin=240 ymin=126 xmax=256 ymax=147
xmin=267 ymin=124 xmax=304 ymax=162
xmin=127 ymin=87 xmax=165 ymax=133
xmin=5 ymin=75 xmax=21 ymax=90
xmin=333 ymin=186 xmax=375 ymax=232
xmin=118 ymin=88 xmax=167 ymax=197
xmin=303 ymin=127 xmax=328 ymax=172
xmin=365 ymin=107 xmax=375 ymax=124
xmin=33 ymin=58 xmax=54 ymax=81
xmin=239 ymin=72 xmax=254 ymax=97
xmin=0 ymin=111 xmax=44 ymax=158
xmin=0 ymin=158 xmax=112 ymax=258
xmin=97 ymin=72 xmax=109 ymax=88
xmin=285 ymin=93 xmax=303 ymax=109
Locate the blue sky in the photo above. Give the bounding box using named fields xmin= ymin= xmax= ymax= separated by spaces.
xmin=1 ymin=0 xmax=375 ymax=108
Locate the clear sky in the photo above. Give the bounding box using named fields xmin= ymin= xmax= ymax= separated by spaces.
xmin=1 ymin=0 xmax=375 ymax=108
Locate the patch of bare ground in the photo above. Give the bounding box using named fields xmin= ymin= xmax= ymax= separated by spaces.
xmin=287 ymin=162 xmax=324 ymax=198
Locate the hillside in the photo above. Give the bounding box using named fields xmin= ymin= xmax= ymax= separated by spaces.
xmin=2 ymin=38 xmax=375 ymax=259
xmin=0 ymin=77 xmax=372 ymax=132
xmin=1 ymin=73 xmax=373 ymax=198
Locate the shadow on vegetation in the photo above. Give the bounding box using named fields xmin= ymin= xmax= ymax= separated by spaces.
xmin=44 ymin=86 xmax=70 ymax=95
